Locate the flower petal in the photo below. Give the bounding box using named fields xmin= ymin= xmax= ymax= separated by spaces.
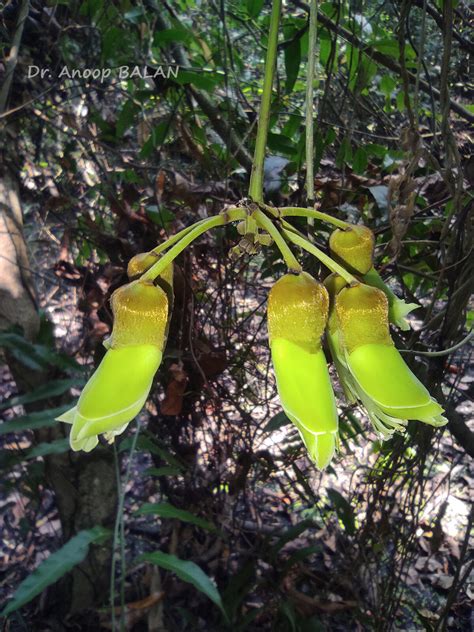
xmin=271 ymin=339 xmax=338 ymax=436
xmin=346 ymin=343 xmax=445 ymax=421
xmin=70 ymin=345 xmax=162 ymax=444
xmin=56 ymin=406 xmax=77 ymax=424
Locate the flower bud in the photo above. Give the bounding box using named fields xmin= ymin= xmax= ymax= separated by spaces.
xmin=268 ymin=273 xmax=338 ymax=469
xmin=329 ymin=225 xmax=375 ymax=275
xmin=127 ymin=252 xmax=174 ymax=287
xmin=127 ymin=252 xmax=159 ymax=278
xmin=58 ymin=281 xmax=169 ymax=452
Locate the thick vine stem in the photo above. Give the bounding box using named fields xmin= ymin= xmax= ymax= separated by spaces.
xmin=248 ymin=0 xmax=282 ymax=203
xmin=305 ymin=0 xmax=319 ymax=210
xmin=254 ymin=210 xmax=302 ymax=272
xmin=281 ymin=227 xmax=357 ymax=284
xmin=276 ymin=206 xmax=351 ymax=229
xmin=141 ymin=209 xmax=246 ymax=281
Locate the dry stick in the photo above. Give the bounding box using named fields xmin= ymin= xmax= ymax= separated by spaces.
xmin=0 ymin=0 xmax=30 ymax=114
xmin=414 ymin=0 xmax=428 ymax=125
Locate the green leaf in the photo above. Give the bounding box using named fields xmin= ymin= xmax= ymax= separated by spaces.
xmin=123 ymin=7 xmax=146 ymax=23
xmin=282 ymin=544 xmax=321 ymax=573
xmin=335 ymin=137 xmax=352 ymax=168
xmin=379 ymin=74 xmax=396 ymax=98
xmin=263 ymin=411 xmax=291 ymax=433
xmin=1 ymin=527 xmax=110 ymax=616
xmin=352 ymin=147 xmax=368 ymax=175
xmin=119 ymin=435 xmax=184 ymax=469
xmin=173 ymin=70 xmax=220 ymax=92
xmin=154 ymin=28 xmax=192 ymax=45
xmin=139 ymin=552 xmax=226 ymax=617
xmin=25 ymin=439 xmax=70 ymax=459
xmin=116 ymin=100 xmax=140 ymax=138
xmin=145 ymin=205 xmax=175 ymax=226
xmin=267 ymin=133 xmax=297 ymax=156
xmin=135 ymin=502 xmax=215 ymax=531
xmin=246 ymin=0 xmax=264 ymax=18
xmin=368 ymin=185 xmax=389 ymax=213
xmin=327 ymin=489 xmax=356 ymax=535
xmin=284 ymin=36 xmax=301 ymax=95
xmin=0 ymin=333 xmax=83 ymax=373
xmin=0 ymin=405 xmax=72 ymax=436
xmin=0 ymin=379 xmax=79 ymax=411
xmin=270 ymin=520 xmax=315 ymax=557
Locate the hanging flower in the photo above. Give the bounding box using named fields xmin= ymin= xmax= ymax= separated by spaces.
xmin=326 ymin=281 xmax=446 ymax=437
xmin=268 ymin=273 xmax=339 ymax=469
xmin=58 ymin=279 xmax=169 ymax=451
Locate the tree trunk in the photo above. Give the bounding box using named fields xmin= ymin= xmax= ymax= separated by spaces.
xmin=0 ymin=161 xmax=117 ymax=615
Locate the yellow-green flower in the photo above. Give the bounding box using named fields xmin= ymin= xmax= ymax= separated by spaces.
xmin=58 ymin=280 xmax=169 ymax=452
xmin=331 ymin=282 xmax=446 ymax=436
xmin=329 ymin=224 xmax=375 ymax=275
xmin=268 ymin=273 xmax=338 ymax=469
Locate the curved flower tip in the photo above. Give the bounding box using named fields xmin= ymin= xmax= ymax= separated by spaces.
xmin=294 ymin=421 xmax=338 ymax=470
xmin=347 ymin=343 xmax=447 ymax=425
xmin=57 ymin=345 xmax=162 ymax=452
xmin=389 ymin=298 xmax=420 ymax=331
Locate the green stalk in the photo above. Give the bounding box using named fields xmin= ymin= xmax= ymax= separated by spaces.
xmin=254 ymin=210 xmax=301 ymax=272
xmin=276 ymin=206 xmax=350 ymax=229
xmin=281 ymin=227 xmax=356 ymax=284
xmin=305 ymin=0 xmax=319 ymax=210
xmin=141 ymin=209 xmax=246 ymax=281
xmin=151 ymin=217 xmax=211 ymax=256
xmin=248 ymin=0 xmax=282 ymax=203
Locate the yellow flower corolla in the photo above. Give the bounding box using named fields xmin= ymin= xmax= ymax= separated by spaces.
xmin=268 ymin=273 xmax=338 ymax=469
xmin=331 ymin=282 xmax=447 ymax=436
xmin=58 ymin=280 xmax=169 ymax=452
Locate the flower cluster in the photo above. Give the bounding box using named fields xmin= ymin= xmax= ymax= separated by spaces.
xmin=267 ymin=224 xmax=446 ymax=469
xmin=58 ymin=214 xmax=446 ymax=470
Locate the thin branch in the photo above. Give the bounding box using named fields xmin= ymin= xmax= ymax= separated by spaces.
xmin=0 ymin=0 xmax=30 ymax=114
